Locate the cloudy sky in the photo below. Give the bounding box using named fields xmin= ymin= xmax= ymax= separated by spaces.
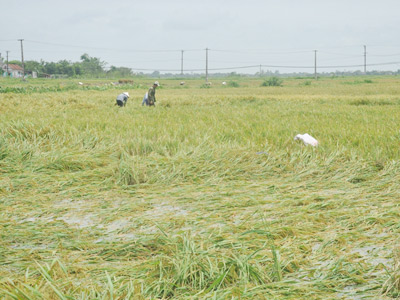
xmin=1 ymin=0 xmax=400 ymax=74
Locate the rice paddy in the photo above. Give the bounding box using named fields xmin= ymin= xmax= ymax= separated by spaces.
xmin=0 ymin=76 xmax=400 ymax=299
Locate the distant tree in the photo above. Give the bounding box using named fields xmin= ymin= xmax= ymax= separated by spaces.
xmin=73 ymin=63 xmax=83 ymax=76
xmin=8 ymin=60 xmax=22 ymax=66
xmin=44 ymin=62 xmax=57 ymax=74
xmin=107 ymin=66 xmax=133 ymax=77
xmin=151 ymin=70 xmax=160 ymax=78
xmin=24 ymin=60 xmax=44 ymax=73
xmin=79 ymin=53 xmax=106 ymax=77
xmin=57 ymin=60 xmax=81 ymax=77
xmin=80 ymin=53 xmax=90 ymax=62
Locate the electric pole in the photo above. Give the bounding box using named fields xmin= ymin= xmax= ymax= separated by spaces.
xmin=6 ymin=51 xmax=9 ymax=77
xmin=205 ymin=48 xmax=209 ymax=83
xmin=364 ymin=45 xmax=367 ymax=74
xmin=18 ymin=39 xmax=25 ymax=79
xmin=181 ymin=50 xmax=184 ymax=75
xmin=314 ymin=50 xmax=317 ymax=80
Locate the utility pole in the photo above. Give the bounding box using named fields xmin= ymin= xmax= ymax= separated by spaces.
xmin=181 ymin=50 xmax=184 ymax=75
xmin=259 ymin=64 xmax=262 ymax=77
xmin=205 ymin=48 xmax=209 ymax=83
xmin=364 ymin=45 xmax=367 ymax=74
xmin=18 ymin=39 xmax=25 ymax=79
xmin=314 ymin=50 xmax=317 ymax=80
xmin=6 ymin=51 xmax=9 ymax=77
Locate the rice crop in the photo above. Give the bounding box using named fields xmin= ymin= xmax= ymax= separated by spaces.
xmin=0 ymin=76 xmax=400 ymax=299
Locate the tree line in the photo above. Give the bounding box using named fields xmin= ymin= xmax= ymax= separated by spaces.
xmin=8 ymin=53 xmax=133 ymax=78
xmin=6 ymin=53 xmax=400 ymax=78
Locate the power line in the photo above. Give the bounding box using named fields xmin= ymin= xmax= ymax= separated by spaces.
xmin=128 ymin=61 xmax=400 ymax=72
xmin=3 ymin=39 xmax=400 ymax=73
xmin=318 ymin=51 xmax=363 ymax=57
xmin=6 ymin=39 xmax=400 ymax=56
xmin=210 ymin=49 xmax=311 ymax=55
xmin=368 ymin=53 xmax=400 ymax=57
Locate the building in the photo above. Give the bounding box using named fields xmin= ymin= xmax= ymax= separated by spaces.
xmin=2 ymin=63 xmax=24 ymax=78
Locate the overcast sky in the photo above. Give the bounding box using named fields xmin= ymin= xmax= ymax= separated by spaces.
xmin=1 ymin=0 xmax=400 ymax=74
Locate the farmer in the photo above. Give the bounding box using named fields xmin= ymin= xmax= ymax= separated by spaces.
xmin=141 ymin=92 xmax=148 ymax=106
xmin=116 ymin=92 xmax=129 ymax=107
xmin=144 ymin=81 xmax=159 ymax=106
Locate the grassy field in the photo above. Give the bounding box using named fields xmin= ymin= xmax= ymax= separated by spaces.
xmin=0 ymin=76 xmax=400 ymax=299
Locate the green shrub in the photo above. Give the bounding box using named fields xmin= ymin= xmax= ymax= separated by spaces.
xmin=200 ymin=83 xmax=211 ymax=89
xmin=228 ymin=81 xmax=240 ymax=88
xmin=261 ymin=77 xmax=283 ymax=87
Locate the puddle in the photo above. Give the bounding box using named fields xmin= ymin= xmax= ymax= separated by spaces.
xmin=208 ymin=223 xmax=225 ymax=229
xmin=336 ymin=285 xmax=373 ymax=300
xmin=94 ymin=226 xmax=158 ymax=243
xmin=53 ymin=198 xmax=88 ymax=211
xmin=312 ymin=243 xmax=322 ymax=253
xmin=95 ymin=233 xmax=139 ymax=243
xmin=19 ymin=216 xmax=55 ymax=223
xmin=106 ymin=218 xmax=132 ymax=232
xmin=319 ymin=189 xmax=347 ymax=196
xmin=10 ymin=243 xmax=49 ymax=250
xmin=146 ymin=203 xmax=189 ymax=218
xmin=57 ymin=215 xmax=94 ymax=228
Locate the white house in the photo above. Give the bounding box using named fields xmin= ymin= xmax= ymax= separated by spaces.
xmin=2 ymin=63 xmax=24 ymax=78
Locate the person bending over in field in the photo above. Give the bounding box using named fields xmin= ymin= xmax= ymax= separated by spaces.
xmin=116 ymin=92 xmax=129 ymax=107
xmin=145 ymin=81 xmax=159 ymax=106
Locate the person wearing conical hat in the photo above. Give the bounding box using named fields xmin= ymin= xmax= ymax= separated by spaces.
xmin=116 ymin=92 xmax=129 ymax=107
